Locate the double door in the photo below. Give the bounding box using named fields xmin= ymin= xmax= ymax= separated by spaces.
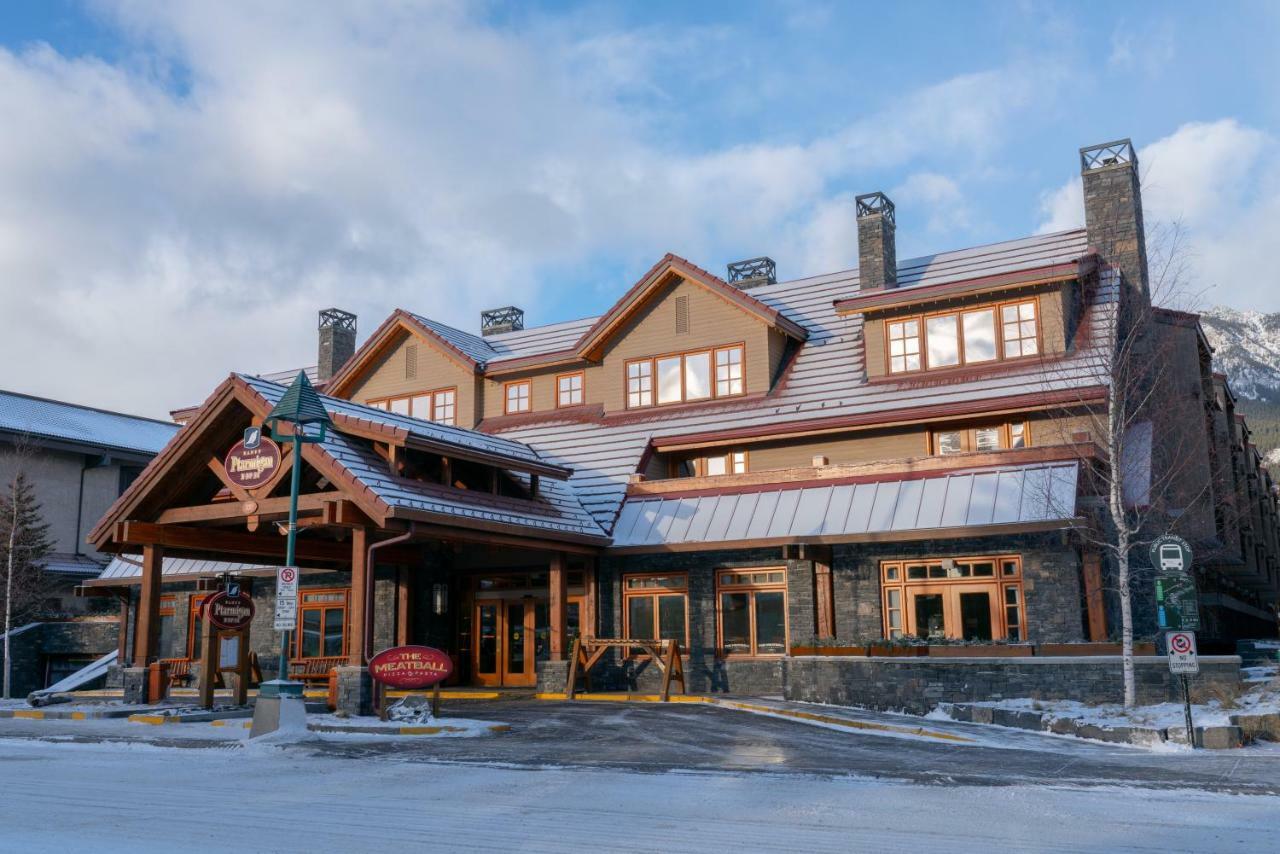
xmin=473 ymin=596 xmax=582 ymax=687
xmin=905 ymin=584 xmax=1001 ymax=641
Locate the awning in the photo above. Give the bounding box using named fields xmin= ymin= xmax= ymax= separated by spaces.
xmin=92 ymin=556 xmax=281 ymax=584
xmin=610 ymin=461 xmax=1079 ymax=551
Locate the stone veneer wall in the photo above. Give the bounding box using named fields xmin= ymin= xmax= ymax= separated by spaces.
xmin=784 ymin=655 xmax=1243 ymax=714
xmin=1 ymin=619 xmax=119 ymax=697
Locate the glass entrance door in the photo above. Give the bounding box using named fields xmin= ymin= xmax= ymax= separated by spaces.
xmin=906 ymin=585 xmax=1001 ymax=641
xmin=474 ymin=595 xmax=585 ymax=687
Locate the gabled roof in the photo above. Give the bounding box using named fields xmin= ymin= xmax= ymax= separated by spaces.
xmin=0 ymin=388 xmax=178 ymax=458
xmin=323 ymin=309 xmax=491 ymax=397
xmin=574 ymin=253 xmax=808 ymax=361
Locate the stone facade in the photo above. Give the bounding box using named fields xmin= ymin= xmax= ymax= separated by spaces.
xmin=0 ymin=618 xmax=119 ymax=697
xmin=785 ymin=654 xmax=1243 ymax=715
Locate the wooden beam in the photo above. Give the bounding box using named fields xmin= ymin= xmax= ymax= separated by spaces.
xmin=155 ymin=493 xmax=331 ymax=525
xmin=133 ymin=544 xmax=163 ymax=667
xmin=206 ymin=456 xmax=253 ymax=502
xmin=387 ymin=515 xmax=606 ymax=553
xmin=809 ymin=544 xmax=835 ymax=641
xmin=549 ymin=553 xmax=567 ymax=661
xmin=1082 ymin=548 xmax=1107 ymax=641
xmin=113 ymin=520 xmax=419 ymax=565
xmin=348 ymin=527 xmax=369 ymax=667
xmin=322 ymin=500 xmax=378 ymax=529
xmin=396 ymin=567 xmax=411 ymax=647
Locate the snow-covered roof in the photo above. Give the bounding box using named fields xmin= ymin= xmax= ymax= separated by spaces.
xmin=0 ymin=389 xmax=179 ymax=457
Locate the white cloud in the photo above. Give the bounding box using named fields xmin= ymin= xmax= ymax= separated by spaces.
xmin=0 ymin=2 xmax=1063 ymax=416
xmin=1035 ymin=119 xmax=1280 ymax=311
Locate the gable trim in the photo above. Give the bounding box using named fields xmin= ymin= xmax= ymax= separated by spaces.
xmin=324 ymin=310 xmax=483 ymax=398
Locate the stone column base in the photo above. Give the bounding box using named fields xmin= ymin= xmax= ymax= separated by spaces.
xmin=121 ymin=667 xmax=148 ymax=704
xmin=334 ymin=666 xmax=373 ymax=716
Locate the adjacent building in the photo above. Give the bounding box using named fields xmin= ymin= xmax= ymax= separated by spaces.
xmin=85 ymin=139 xmax=1278 ymax=711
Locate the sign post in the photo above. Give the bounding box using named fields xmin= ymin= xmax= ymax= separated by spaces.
xmin=1166 ymin=630 xmax=1199 ymax=749
xmin=1150 ymin=535 xmax=1199 ymax=631
xmin=273 ymin=565 xmax=299 ymax=633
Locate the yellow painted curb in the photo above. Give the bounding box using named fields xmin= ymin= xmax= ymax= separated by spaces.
xmin=210 ymin=720 xmax=252 ymax=729
xmin=535 ymin=692 xmax=711 ymax=703
xmin=711 ymin=699 xmax=973 ymax=743
xmin=128 ymin=714 xmax=175 ymax=725
xmin=12 ymin=710 xmax=45 ymax=720
xmin=70 ymin=712 xmax=86 ymax=720
xmin=385 ymin=690 xmax=502 ymax=700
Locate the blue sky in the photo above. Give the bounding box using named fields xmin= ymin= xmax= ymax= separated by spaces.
xmin=1 ymin=1 xmax=1278 ymax=415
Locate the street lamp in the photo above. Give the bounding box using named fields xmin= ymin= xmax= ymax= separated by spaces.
xmin=259 ymin=371 xmax=333 ymax=700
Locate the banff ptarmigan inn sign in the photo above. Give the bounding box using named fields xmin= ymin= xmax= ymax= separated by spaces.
xmin=223 ymin=434 xmax=282 ymax=489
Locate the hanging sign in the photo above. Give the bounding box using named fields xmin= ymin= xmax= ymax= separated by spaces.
xmin=223 ymin=436 xmax=282 ymax=489
xmin=204 ymin=589 xmax=256 ymax=632
xmin=368 ymin=646 xmax=454 ymax=689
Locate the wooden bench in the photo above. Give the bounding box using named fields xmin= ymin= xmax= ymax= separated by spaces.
xmin=161 ymin=658 xmax=194 ymax=689
xmin=289 ymin=657 xmax=345 ymax=683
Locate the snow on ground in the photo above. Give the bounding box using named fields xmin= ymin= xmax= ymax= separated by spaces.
xmin=0 ymin=736 xmax=1275 ymax=853
xmin=965 ymin=667 xmax=1280 ymax=731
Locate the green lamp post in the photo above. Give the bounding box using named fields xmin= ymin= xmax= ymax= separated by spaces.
xmin=259 ymin=371 xmax=333 ymax=699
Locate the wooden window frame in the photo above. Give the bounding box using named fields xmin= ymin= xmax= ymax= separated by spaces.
xmin=670 ymin=449 xmax=749 ymax=478
xmin=930 ymin=420 xmax=1032 ymax=456
xmin=621 ymin=572 xmax=690 ymax=652
xmin=714 ymin=344 xmax=745 ymax=398
xmin=293 ymin=587 xmax=350 ymax=661
xmin=366 ymin=387 xmax=458 ymax=426
xmin=555 ymin=371 xmax=586 ymax=409
xmin=624 ymin=342 xmax=747 ymax=410
xmin=880 ymin=555 xmax=1025 ymax=641
xmin=715 ymin=568 xmax=789 ymax=658
xmin=503 ymin=379 xmax=532 ymax=415
xmin=883 ymin=296 xmax=1043 ymax=376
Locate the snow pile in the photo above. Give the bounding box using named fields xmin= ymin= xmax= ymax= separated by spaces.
xmin=384 ymin=694 xmax=434 ymax=724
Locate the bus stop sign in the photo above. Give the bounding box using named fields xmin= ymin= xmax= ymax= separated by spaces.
xmin=1149 ymin=535 xmax=1192 ymax=573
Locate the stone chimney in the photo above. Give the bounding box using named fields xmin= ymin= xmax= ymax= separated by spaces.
xmin=481 ymin=306 xmax=524 ymax=336
xmin=726 ymin=257 xmax=777 ymax=289
xmin=317 ymin=308 xmax=357 ymax=383
xmin=1080 ymin=139 xmax=1149 ymax=305
xmin=855 ymin=192 xmax=896 ymax=290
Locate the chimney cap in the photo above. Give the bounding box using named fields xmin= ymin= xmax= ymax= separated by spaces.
xmin=727 ymin=256 xmax=777 ymax=288
xmin=855 ymin=192 xmax=895 ymax=225
xmin=318 ymin=307 xmax=357 ymax=332
xmin=1080 ymin=138 xmax=1137 ymax=172
xmin=481 ymin=306 xmax=525 ymax=336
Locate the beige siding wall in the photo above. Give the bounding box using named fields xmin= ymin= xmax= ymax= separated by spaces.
xmin=345 ymin=331 xmax=481 ymax=428
xmin=480 ymin=362 xmax=603 ymax=414
xmin=599 ymin=276 xmax=773 ymax=413
xmin=864 ymin=317 xmax=887 ymax=379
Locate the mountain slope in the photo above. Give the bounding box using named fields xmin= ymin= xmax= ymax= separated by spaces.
xmin=1200 ymin=306 xmax=1280 ymax=470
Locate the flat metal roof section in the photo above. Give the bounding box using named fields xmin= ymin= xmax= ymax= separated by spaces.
xmin=0 ymin=388 xmax=179 ymax=457
xmin=609 ymin=461 xmax=1080 ymax=551
xmin=495 ymin=231 xmax=1107 ymax=532
xmin=96 ymin=555 xmax=278 ymax=581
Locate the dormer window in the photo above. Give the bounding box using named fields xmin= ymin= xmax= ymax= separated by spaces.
xmin=886 ymin=298 xmax=1040 ymax=375
xmin=367 ymin=388 xmax=456 ymax=426
xmin=556 ymin=372 xmax=585 ymax=408
xmin=504 ymin=380 xmax=531 ymax=415
xmin=932 ymin=421 xmax=1029 ymax=455
xmin=627 ymin=344 xmax=745 ymax=409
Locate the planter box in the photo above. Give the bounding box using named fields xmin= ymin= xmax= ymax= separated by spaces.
xmin=790 ymin=646 xmax=870 ymax=657
xmin=927 ymin=644 xmax=1034 ymax=658
xmin=1036 ymin=642 xmax=1157 ymax=657
xmin=867 ymin=644 xmax=928 ymax=657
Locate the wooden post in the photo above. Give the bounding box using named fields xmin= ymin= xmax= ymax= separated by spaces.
xmin=565 ymin=636 xmax=582 ymax=700
xmin=549 ymin=553 xmax=567 ymax=661
xmin=431 ymin=681 xmax=441 ymax=719
xmin=584 ymin=557 xmax=597 ymax=641
xmin=396 ymin=566 xmax=411 ymax=647
xmin=348 ymin=527 xmax=369 ymax=667
xmin=812 ymin=545 xmax=835 ymax=641
xmin=133 ymin=544 xmax=163 ymax=667
xmin=116 ymin=594 xmax=130 ymax=665
xmin=198 ymin=615 xmax=216 ymax=710
xmin=1082 ymin=548 xmax=1108 ymax=641
xmin=233 ymin=628 xmax=249 ymax=706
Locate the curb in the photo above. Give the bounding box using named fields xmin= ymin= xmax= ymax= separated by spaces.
xmin=0 ymin=708 xmax=139 ymax=721
xmin=943 ymin=703 xmax=1248 ymax=749
xmin=307 ymin=723 xmax=512 ymax=736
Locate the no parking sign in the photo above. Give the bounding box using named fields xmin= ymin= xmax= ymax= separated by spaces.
xmin=1166 ymin=631 xmax=1199 ymax=675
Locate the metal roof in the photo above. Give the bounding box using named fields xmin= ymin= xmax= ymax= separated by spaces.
xmin=96 ymin=556 xmax=278 ymax=581
xmin=611 ymin=462 xmax=1080 ymax=549
xmin=491 ymin=229 xmax=1107 ymax=531
xmin=43 ymin=553 xmax=108 ymax=576
xmin=0 ymin=389 xmax=179 ymax=457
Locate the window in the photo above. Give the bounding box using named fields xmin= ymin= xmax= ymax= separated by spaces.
xmin=717 ymin=569 xmax=787 ymax=656
xmin=886 ymin=298 xmax=1042 ymax=375
xmin=504 ymin=380 xmax=531 ymax=415
xmin=880 ymin=556 xmax=1024 ymax=641
xmin=932 ymin=421 xmax=1031 ymax=455
xmin=715 ymin=345 xmax=744 ymax=397
xmin=367 ymin=388 xmax=457 ymax=426
xmin=626 ymin=344 xmax=746 ymax=408
xmin=627 ymin=360 xmax=653 ymax=408
xmin=888 ymin=320 xmax=922 ymax=374
xmin=926 ymin=314 xmax=961 ymax=368
xmin=673 ymin=450 xmax=748 ymax=478
xmin=295 ymin=589 xmax=348 ymax=660
xmin=622 ymin=574 xmax=688 ymax=649
xmin=556 ymin=372 xmax=584 ymax=408
xmin=1002 ymin=301 xmax=1039 ymax=358
xmin=158 ymin=595 xmax=178 ymax=658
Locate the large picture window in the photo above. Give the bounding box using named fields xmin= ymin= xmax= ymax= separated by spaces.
xmin=622 ymin=574 xmax=688 ymax=649
xmin=626 ymin=344 xmax=746 ymax=409
xmin=717 ymin=569 xmax=787 ymax=657
xmin=885 ymin=298 xmax=1042 ymax=375
xmin=880 ymin=556 xmax=1025 ymax=642
xmin=294 ymin=589 xmax=348 ymax=660
xmin=932 ymin=421 xmax=1029 ymax=455
xmin=368 ymin=388 xmax=457 ymax=426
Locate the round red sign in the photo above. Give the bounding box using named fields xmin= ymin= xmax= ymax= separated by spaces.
xmin=368 ymin=645 xmax=453 ymax=689
xmin=223 ymin=437 xmax=282 ymax=490
xmin=204 ymin=590 xmax=256 ymax=631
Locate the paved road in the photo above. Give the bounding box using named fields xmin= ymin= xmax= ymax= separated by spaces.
xmin=4 ymin=699 xmax=1279 ymax=795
